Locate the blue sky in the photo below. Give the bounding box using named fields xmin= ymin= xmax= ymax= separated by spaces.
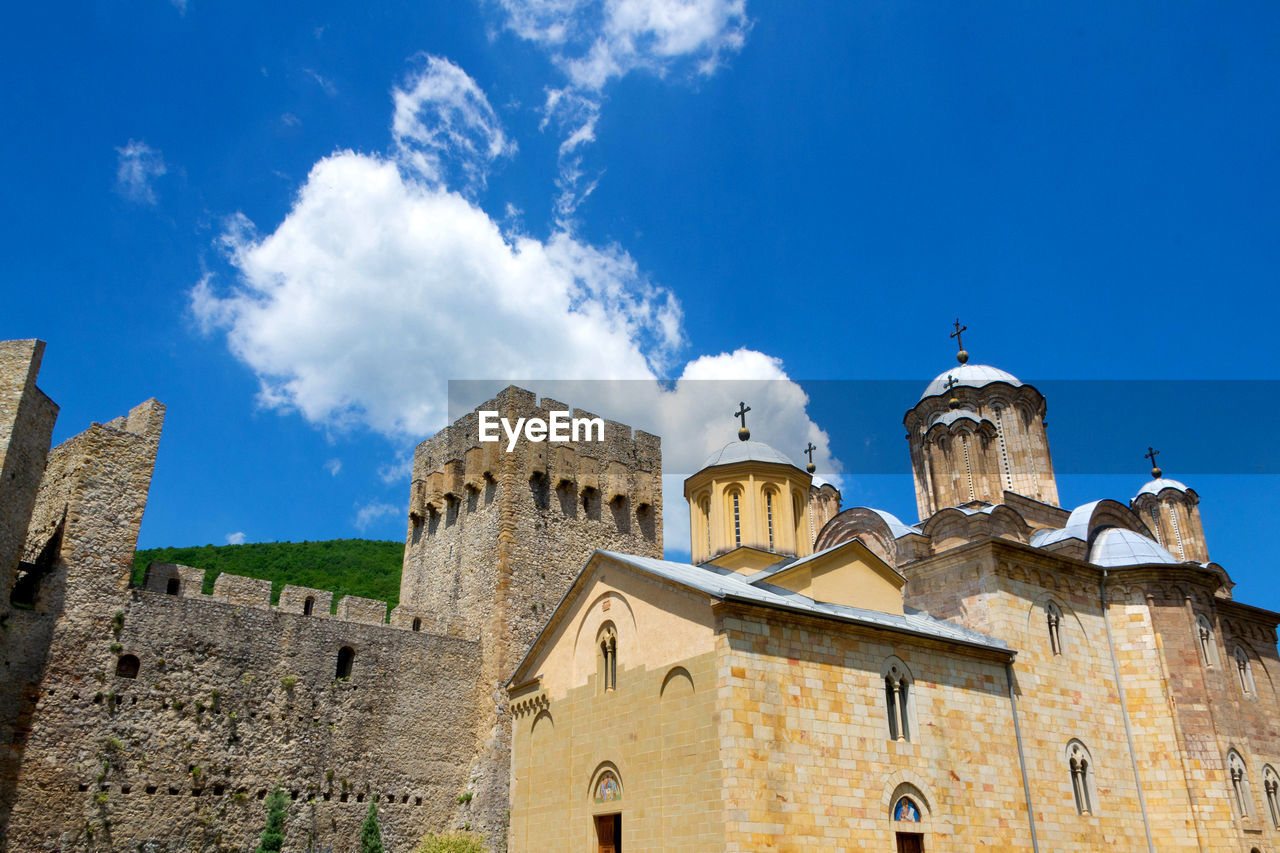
xmin=3 ymin=3 xmax=1278 ymax=603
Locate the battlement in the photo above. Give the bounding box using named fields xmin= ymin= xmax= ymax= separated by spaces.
xmin=409 ymin=386 xmax=661 ymax=521
xmin=142 ymin=562 xmax=400 ymax=627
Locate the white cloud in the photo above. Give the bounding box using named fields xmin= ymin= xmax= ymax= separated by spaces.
xmin=497 ymin=0 xmax=749 ymax=90
xmin=496 ymin=0 xmax=749 ymax=219
xmin=115 ymin=140 xmax=167 ymax=204
xmin=355 ymin=501 xmax=401 ymax=532
xmin=305 ymin=69 xmax=338 ymax=96
xmin=324 ymin=458 xmax=342 ymax=476
xmin=392 ymin=55 xmax=516 ymax=192
xmin=194 ymin=151 xmax=678 ymax=436
xmin=225 ymin=531 xmax=246 ymax=545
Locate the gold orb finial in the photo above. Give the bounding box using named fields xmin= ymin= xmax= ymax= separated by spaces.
xmin=735 ymin=402 xmax=751 ymax=442
xmin=1145 ymin=446 xmax=1161 ymax=480
xmin=956 ymin=349 xmax=969 ymax=364
xmin=803 ymin=442 xmax=817 ymax=474
xmin=950 ymin=319 xmax=968 ymax=364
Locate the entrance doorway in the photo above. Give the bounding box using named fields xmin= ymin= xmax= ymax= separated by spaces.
xmin=594 ymin=813 xmax=621 ymax=853
xmin=895 ymin=832 xmax=923 ymax=853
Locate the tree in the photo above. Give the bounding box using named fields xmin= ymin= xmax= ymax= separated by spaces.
xmin=360 ymin=797 xmax=384 ymax=853
xmin=255 ymin=787 xmax=288 ymax=853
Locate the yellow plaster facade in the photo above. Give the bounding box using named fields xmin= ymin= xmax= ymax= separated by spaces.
xmin=684 ymin=450 xmax=813 ymax=564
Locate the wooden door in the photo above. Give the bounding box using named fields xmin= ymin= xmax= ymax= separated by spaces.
xmin=595 ymin=814 xmax=621 ymax=853
xmin=896 ymin=833 xmax=923 ymax=853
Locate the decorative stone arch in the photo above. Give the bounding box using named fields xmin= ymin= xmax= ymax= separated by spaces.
xmin=921 ymin=509 xmax=971 ymax=552
xmin=1026 ymin=594 xmax=1075 ymax=658
xmin=596 ymin=621 xmax=618 ymax=693
xmin=813 ymin=507 xmax=901 ymax=567
xmin=587 ymin=761 xmax=624 ymax=809
xmin=1263 ymin=764 xmax=1280 ymax=828
xmin=1194 ymin=612 xmax=1219 ymax=668
xmin=660 ymin=666 xmax=694 ymax=699
xmin=880 ymin=772 xmax=945 ymax=838
xmin=1083 ymin=500 xmax=1157 ymax=545
xmin=1232 ymin=643 xmax=1259 ymax=698
xmin=572 ymin=588 xmax=637 ymax=686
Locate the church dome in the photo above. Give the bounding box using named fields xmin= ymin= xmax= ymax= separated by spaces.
xmin=921 ymin=364 xmax=1022 ymax=401
xmin=928 ymin=408 xmax=992 ymax=429
xmin=1134 ymin=477 xmax=1190 ymax=499
xmin=700 ymin=440 xmax=800 ymax=471
xmin=1088 ymin=527 xmax=1180 ymax=567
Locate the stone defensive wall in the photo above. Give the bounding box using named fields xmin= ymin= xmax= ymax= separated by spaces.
xmin=3 ymin=563 xmax=480 ymax=851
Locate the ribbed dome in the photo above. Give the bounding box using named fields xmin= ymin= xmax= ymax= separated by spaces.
xmin=1088 ymin=527 xmax=1180 ymax=567
xmin=1134 ymin=477 xmax=1190 ymax=499
xmin=921 ymin=364 xmax=1022 ymax=401
xmin=700 ymin=440 xmax=800 ymax=471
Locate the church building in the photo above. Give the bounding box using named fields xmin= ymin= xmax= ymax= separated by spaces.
xmin=507 ymin=338 xmax=1280 ymax=852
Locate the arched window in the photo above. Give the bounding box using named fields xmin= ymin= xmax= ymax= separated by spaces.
xmin=166 ymin=577 xmax=180 ymax=595
xmin=412 ymin=617 xmax=421 ymax=632
xmin=1234 ymin=646 xmax=1257 ymax=697
xmin=597 ymin=623 xmax=617 ymax=693
xmin=698 ymin=495 xmax=711 ymax=554
xmin=115 ymin=654 xmax=140 ymax=679
xmin=764 ymin=489 xmax=775 ymax=551
xmin=1046 ymin=601 xmax=1063 ymax=656
xmin=729 ymin=489 xmax=742 ymax=547
xmin=882 ymin=659 xmax=914 ymax=742
xmin=1196 ymin=614 xmax=1217 ymax=667
xmin=792 ymin=491 xmax=806 ymax=550
xmin=335 ymin=646 xmax=355 ymax=680
xmin=303 ymin=596 xmax=314 ymax=616
xmin=1263 ymin=765 xmax=1280 ymax=828
xmin=1067 ymin=740 xmax=1097 ymax=815
xmin=1229 ymin=750 xmax=1253 ymax=819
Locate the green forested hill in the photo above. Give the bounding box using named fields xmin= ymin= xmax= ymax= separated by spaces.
xmin=131 ymin=539 xmax=405 ymax=612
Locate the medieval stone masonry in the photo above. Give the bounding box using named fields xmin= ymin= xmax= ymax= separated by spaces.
xmin=3 ymin=336 xmax=1279 ymax=852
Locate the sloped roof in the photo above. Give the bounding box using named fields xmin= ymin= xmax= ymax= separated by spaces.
xmin=921 ymin=363 xmax=1022 ymax=400
xmin=599 ymin=550 xmax=1008 ymax=653
xmin=700 ymin=439 xmax=801 ymax=471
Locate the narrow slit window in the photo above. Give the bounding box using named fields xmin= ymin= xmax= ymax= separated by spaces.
xmin=766 ymin=491 xmax=775 ymax=551
xmin=732 ymin=492 xmax=741 ymax=547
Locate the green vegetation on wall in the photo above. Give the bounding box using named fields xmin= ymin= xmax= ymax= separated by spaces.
xmin=132 ymin=539 xmax=404 ymax=611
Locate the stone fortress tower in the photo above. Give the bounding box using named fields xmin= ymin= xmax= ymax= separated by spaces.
xmin=396 ymin=386 xmax=662 ymax=837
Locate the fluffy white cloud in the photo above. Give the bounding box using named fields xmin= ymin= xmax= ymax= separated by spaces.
xmin=392 ymin=55 xmax=516 ymax=191
xmin=355 ymin=501 xmax=401 ymax=532
xmin=193 ymin=152 xmax=678 ymax=436
xmin=115 ymin=140 xmax=167 ymax=204
xmin=225 ymin=531 xmax=246 ymax=545
xmin=496 ymin=0 xmax=749 ymax=90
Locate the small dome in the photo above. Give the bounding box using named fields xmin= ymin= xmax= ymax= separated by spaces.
xmin=1088 ymin=527 xmax=1180 ymax=567
xmin=700 ymin=440 xmax=800 ymax=471
xmin=921 ymin=363 xmax=1022 ymax=401
xmin=1134 ymin=477 xmax=1190 ymax=499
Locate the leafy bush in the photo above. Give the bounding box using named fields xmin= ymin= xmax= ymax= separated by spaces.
xmin=255 ymin=787 xmax=288 ymax=853
xmin=360 ymin=799 xmax=384 ymax=853
xmin=414 ymin=831 xmax=485 ymax=853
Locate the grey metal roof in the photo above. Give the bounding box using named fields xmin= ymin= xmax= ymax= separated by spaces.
xmin=1134 ymin=477 xmax=1190 ymax=499
xmin=599 ymin=550 xmax=1009 ymax=653
xmin=921 ymin=363 xmax=1023 ymax=401
xmin=866 ymin=508 xmax=924 ymax=538
xmin=928 ymin=409 xmax=992 ymax=429
xmin=700 ymin=440 xmax=801 ymax=471
xmin=1088 ymin=527 xmax=1181 ymax=567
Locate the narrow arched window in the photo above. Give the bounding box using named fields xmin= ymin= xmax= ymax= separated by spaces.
xmin=597 ymin=623 xmax=618 ymax=693
xmin=1229 ymin=750 xmax=1253 ymax=818
xmin=412 ymin=617 xmax=421 ymax=632
xmin=166 ymin=577 xmax=180 ymax=595
xmin=1046 ymin=601 xmax=1063 ymax=656
xmin=731 ymin=490 xmax=741 ymax=547
xmin=1196 ymin=615 xmax=1216 ymax=667
xmin=115 ymin=654 xmax=140 ymax=679
xmin=699 ymin=496 xmax=711 ymax=554
xmin=303 ymin=596 xmax=315 ymax=616
xmin=1263 ymin=765 xmax=1280 ymax=828
xmin=1234 ymin=647 xmax=1257 ymax=697
xmin=765 ymin=490 xmax=775 ymax=551
xmin=792 ymin=491 xmax=806 ymax=550
xmin=882 ymin=660 xmax=913 ymax=742
xmin=336 ymin=646 xmax=355 ymax=680
xmin=1067 ymin=740 xmax=1097 ymax=815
